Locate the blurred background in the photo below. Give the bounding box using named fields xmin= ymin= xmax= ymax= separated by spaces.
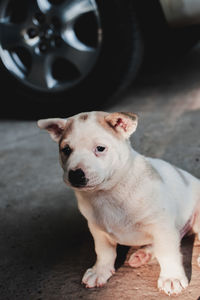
xmin=1 ymin=0 xmax=200 ymax=299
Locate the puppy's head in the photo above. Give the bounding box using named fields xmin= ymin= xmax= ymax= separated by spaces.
xmin=37 ymin=111 xmax=138 ymax=191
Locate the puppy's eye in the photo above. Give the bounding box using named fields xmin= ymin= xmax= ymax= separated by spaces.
xmin=61 ymin=145 xmax=72 ymax=156
xmin=94 ymin=145 xmax=107 ymax=157
xmin=96 ymin=146 xmax=105 ymax=152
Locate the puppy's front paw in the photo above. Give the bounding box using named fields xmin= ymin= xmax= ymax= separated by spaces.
xmin=158 ymin=275 xmax=188 ymax=295
xmin=82 ymin=266 xmax=115 ymax=288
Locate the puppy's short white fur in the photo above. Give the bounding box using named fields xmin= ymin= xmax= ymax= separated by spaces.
xmin=38 ymin=111 xmax=200 ymax=296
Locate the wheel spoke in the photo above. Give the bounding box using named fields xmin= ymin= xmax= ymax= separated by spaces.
xmin=34 ymin=0 xmax=97 ymax=22
xmin=59 ymin=30 xmax=97 ymax=75
xmin=26 ymin=0 xmax=52 ymax=15
xmin=24 ymin=0 xmax=53 ymax=23
xmin=60 ymin=0 xmax=97 ymax=24
xmin=36 ymin=0 xmax=53 ymax=14
xmin=0 ymin=22 xmax=24 ymax=49
xmin=27 ymin=54 xmax=56 ymax=89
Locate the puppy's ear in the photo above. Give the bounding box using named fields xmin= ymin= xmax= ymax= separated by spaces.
xmin=105 ymin=112 xmax=138 ymax=139
xmin=37 ymin=118 xmax=67 ymax=142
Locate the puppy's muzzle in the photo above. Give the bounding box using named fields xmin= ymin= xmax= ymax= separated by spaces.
xmin=68 ymin=168 xmax=88 ymax=188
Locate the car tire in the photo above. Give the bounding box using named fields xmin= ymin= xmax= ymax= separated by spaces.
xmin=0 ymin=0 xmax=144 ymax=119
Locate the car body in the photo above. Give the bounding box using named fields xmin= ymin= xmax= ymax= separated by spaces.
xmin=160 ymin=0 xmax=200 ymax=26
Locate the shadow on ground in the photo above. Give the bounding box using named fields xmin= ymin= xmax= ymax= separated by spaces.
xmin=0 ymin=198 xmax=128 ymax=300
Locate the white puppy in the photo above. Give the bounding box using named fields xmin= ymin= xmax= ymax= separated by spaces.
xmin=37 ymin=111 xmax=200 ymax=296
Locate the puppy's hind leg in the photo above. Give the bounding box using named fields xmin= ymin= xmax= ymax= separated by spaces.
xmin=128 ymin=245 xmax=154 ymax=268
xmin=197 ymin=233 xmax=200 ymax=267
xmin=191 ymin=201 xmax=200 ymax=267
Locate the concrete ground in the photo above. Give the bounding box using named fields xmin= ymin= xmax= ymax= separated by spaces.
xmin=1 ymin=45 xmax=200 ymax=300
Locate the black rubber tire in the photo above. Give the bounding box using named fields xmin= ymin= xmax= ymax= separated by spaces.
xmin=0 ymin=0 xmax=144 ymax=119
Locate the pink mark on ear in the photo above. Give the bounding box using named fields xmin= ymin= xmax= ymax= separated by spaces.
xmin=115 ymin=118 xmax=127 ymax=131
xmin=47 ymin=124 xmax=63 ymax=136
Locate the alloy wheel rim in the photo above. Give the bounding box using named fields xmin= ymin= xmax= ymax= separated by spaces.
xmin=0 ymin=0 xmax=102 ymax=92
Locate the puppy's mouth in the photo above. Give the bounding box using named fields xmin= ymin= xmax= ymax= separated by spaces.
xmin=75 ymin=185 xmax=97 ymax=191
xmin=63 ymin=175 xmax=102 ymax=191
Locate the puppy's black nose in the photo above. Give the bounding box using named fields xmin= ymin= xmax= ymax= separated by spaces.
xmin=68 ymin=168 xmax=88 ymax=187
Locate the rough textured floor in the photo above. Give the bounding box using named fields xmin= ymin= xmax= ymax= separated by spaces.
xmin=1 ymin=45 xmax=200 ymax=299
